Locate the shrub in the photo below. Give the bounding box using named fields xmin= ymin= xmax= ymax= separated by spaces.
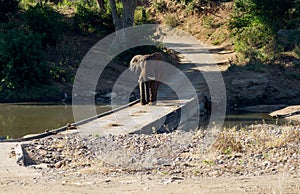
xmin=152 ymin=0 xmax=167 ymax=12
xmin=73 ymin=2 xmax=114 ymax=34
xmin=229 ymin=0 xmax=300 ymax=62
xmin=234 ymin=21 xmax=277 ymax=61
xmin=0 ymin=28 xmax=49 ymax=90
xmin=202 ymin=16 xmax=214 ymax=28
xmin=0 ymin=0 xmax=19 ymax=23
xmin=164 ymin=13 xmax=180 ymax=27
xmin=134 ymin=7 xmax=149 ymax=25
xmin=212 ymin=127 xmax=243 ymax=154
xmin=24 ymin=4 xmax=64 ymax=48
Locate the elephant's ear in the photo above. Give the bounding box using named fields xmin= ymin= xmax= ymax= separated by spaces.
xmin=130 ymin=55 xmax=144 ymax=72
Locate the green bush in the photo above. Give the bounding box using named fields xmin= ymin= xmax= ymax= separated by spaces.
xmin=134 ymin=7 xmax=149 ymax=25
xmin=233 ymin=20 xmax=277 ymax=61
xmin=24 ymin=4 xmax=64 ymax=48
xmin=229 ymin=0 xmax=299 ymax=61
xmin=73 ymin=3 xmax=114 ymax=34
xmin=0 ymin=0 xmax=19 ymax=23
xmin=227 ymin=61 xmax=266 ymax=72
xmin=0 ymin=28 xmax=49 ymax=90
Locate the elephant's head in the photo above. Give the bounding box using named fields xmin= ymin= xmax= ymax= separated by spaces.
xmin=129 ymin=54 xmax=145 ymax=73
xmin=129 ymin=52 xmax=167 ymax=82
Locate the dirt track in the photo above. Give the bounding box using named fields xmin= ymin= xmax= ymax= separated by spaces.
xmin=1 ymin=172 xmax=299 ymax=194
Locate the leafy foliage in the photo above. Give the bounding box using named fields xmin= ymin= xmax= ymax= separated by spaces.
xmin=229 ymin=0 xmax=300 ymax=62
xmin=134 ymin=6 xmax=150 ymax=25
xmin=73 ymin=2 xmax=114 ymax=34
xmin=0 ymin=28 xmax=49 ymax=91
xmin=24 ymin=4 xmax=64 ymax=48
xmin=0 ymin=0 xmax=19 ymax=23
xmin=164 ymin=13 xmax=180 ymax=27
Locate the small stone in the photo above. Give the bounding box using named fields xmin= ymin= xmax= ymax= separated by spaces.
xmin=254 ymin=154 xmax=263 ymax=159
xmin=55 ymin=161 xmax=64 ymax=168
xmin=262 ymin=161 xmax=270 ymax=168
xmin=234 ymin=153 xmax=242 ymax=158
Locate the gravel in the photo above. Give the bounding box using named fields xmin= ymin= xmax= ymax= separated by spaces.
xmin=22 ymin=124 xmax=300 ymax=180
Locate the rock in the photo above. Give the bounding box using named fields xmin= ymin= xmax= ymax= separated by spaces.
xmin=225 ymin=69 xmax=300 ymax=106
xmin=269 ymin=105 xmax=300 ymax=122
xmin=254 ymin=154 xmax=263 ymax=159
xmin=229 ymin=75 xmax=268 ymax=104
xmin=234 ymin=153 xmax=242 ymax=158
xmin=21 ymin=125 xmax=299 ymax=180
xmin=262 ymin=161 xmax=270 ymax=168
xmin=55 ymin=161 xmax=64 ymax=168
xmin=15 ymin=144 xmax=25 ymax=166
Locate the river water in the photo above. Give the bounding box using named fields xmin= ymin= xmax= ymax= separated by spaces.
xmin=0 ymin=103 xmax=111 ymax=139
xmin=0 ymin=103 xmax=279 ymax=139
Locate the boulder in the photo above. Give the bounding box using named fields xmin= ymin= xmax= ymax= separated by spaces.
xmin=270 ymin=105 xmax=300 ymax=120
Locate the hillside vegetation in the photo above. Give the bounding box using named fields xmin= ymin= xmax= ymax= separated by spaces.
xmin=0 ymin=0 xmax=299 ymax=102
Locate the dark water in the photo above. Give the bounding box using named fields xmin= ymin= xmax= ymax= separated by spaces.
xmin=0 ymin=103 xmax=111 ymax=139
xmin=224 ymin=110 xmax=279 ymax=127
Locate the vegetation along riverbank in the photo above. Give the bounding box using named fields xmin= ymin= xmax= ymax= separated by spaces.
xmin=0 ymin=0 xmax=299 ymax=107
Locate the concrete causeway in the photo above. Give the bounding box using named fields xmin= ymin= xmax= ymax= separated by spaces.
xmin=77 ymin=98 xmax=196 ymax=137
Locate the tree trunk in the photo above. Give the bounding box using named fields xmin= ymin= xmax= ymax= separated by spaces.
xmin=109 ymin=0 xmax=137 ymax=31
xmin=96 ymin=0 xmax=105 ymax=13
xmin=121 ymin=0 xmax=137 ymax=28
xmin=109 ymin=0 xmax=122 ymax=30
xmin=108 ymin=0 xmax=138 ymax=54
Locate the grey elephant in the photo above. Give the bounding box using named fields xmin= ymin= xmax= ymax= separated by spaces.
xmin=130 ymin=52 xmax=167 ymax=105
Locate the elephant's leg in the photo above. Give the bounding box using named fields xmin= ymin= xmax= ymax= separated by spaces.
xmin=150 ymin=81 xmax=159 ymax=103
xmin=144 ymin=81 xmax=151 ymax=103
xmin=140 ymin=81 xmax=150 ymax=105
xmin=139 ymin=82 xmax=147 ymax=105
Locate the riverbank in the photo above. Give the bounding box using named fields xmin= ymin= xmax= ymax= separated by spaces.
xmin=2 ymin=123 xmax=299 ymax=193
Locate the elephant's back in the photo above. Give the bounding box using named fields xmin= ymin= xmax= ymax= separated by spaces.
xmin=145 ymin=52 xmax=166 ymax=62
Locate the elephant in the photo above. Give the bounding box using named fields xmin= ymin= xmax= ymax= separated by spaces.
xmin=130 ymin=52 xmax=167 ymax=105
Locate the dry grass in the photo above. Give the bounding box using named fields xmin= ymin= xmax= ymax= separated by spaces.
xmin=212 ymin=127 xmax=243 ymax=154
xmin=212 ymin=125 xmax=300 ymax=154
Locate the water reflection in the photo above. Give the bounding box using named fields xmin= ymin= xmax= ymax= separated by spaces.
xmin=224 ymin=111 xmax=279 ymax=127
xmin=0 ymin=103 xmax=111 ymax=139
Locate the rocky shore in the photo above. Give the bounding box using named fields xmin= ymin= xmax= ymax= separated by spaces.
xmin=18 ymin=124 xmax=299 ymax=182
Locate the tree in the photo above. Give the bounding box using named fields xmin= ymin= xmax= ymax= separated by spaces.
xmin=108 ymin=0 xmax=137 ymax=31
xmin=96 ymin=0 xmax=105 ymax=13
